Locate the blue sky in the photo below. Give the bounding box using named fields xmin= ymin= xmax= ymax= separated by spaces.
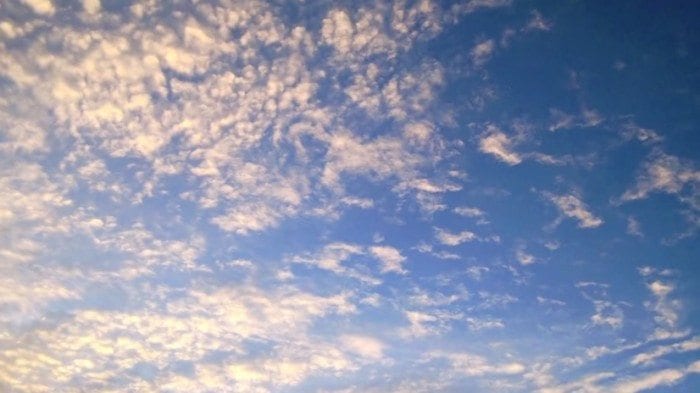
xmin=1 ymin=0 xmax=699 ymax=391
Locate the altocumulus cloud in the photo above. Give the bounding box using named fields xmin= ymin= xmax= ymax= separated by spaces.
xmin=1 ymin=0 xmax=700 ymax=392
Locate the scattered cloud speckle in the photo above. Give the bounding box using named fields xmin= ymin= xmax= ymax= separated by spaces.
xmin=1 ymin=1 xmax=698 ymax=391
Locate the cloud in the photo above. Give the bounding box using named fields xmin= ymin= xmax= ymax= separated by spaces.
xmin=524 ymin=10 xmax=552 ymax=31
xmin=426 ymin=351 xmax=525 ymax=376
xmin=476 ymin=291 xmax=518 ymax=309
xmin=516 ymin=246 xmax=537 ymax=265
xmin=631 ymin=336 xmax=700 ymax=366
xmin=450 ymin=0 xmax=513 ymax=17
xmin=470 ymin=39 xmax=496 ymax=67
xmin=92 ymin=223 xmax=205 ymax=272
xmin=466 ymin=266 xmax=490 ymax=280
xmin=536 ymin=372 xmax=616 ymax=393
xmin=369 ymin=245 xmax=408 ymax=274
xmin=535 ymin=360 xmax=700 ymax=393
xmin=622 ymin=122 xmax=663 ymax=144
xmin=466 ymin=317 xmax=505 ymax=330
xmin=409 ymin=287 xmax=469 ymax=307
xmin=291 ymin=242 xmax=379 ymax=284
xmin=400 ymin=178 xmax=462 ymax=193
xmin=340 ymin=334 xmax=386 ymax=360
xmin=644 ymin=279 xmax=684 ymax=339
xmin=321 ymin=9 xmax=358 ymax=57
xmin=211 ymin=202 xmax=286 ymax=234
xmin=321 ymin=131 xmax=427 ymax=189
xmin=548 ymin=109 xmax=576 ymax=131
xmin=293 ymin=242 xmax=409 ymax=280
xmin=435 ymin=228 xmax=477 ymax=246
xmin=611 ymin=362 xmax=700 ymax=393
xmin=454 ymin=206 xmax=485 ymax=218
xmin=590 ymin=300 xmax=624 ymax=329
xmin=1 ymin=1 xmax=698 ymax=391
xmin=321 ymin=1 xmax=446 ymax=64
xmin=20 ymin=0 xmax=55 ymax=15
xmin=0 ymin=0 xmax=460 ymax=244
xmin=81 ymin=0 xmax=100 ymax=15
xmin=0 ymin=281 xmax=360 ymax=391
xmin=479 ymin=125 xmax=523 ymax=165
xmin=547 ymin=192 xmax=604 ymax=228
xmin=627 ymin=216 xmax=643 ymax=237
xmin=537 ymin=296 xmax=566 ymax=306
xmin=621 ymin=151 xmax=699 ymax=202
xmin=400 ymin=310 xmax=462 ymax=338
xmin=414 ymin=241 xmax=461 ymax=260
xmin=548 ymin=107 xmax=605 ymax=131
xmin=341 ymin=196 xmax=374 ymax=209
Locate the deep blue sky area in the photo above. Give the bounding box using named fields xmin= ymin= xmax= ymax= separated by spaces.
xmin=1 ymin=0 xmax=699 ymax=392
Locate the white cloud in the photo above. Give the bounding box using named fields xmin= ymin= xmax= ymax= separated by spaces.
xmin=466 ymin=266 xmax=490 ymax=280
xmin=470 ymin=39 xmax=496 ymax=66
xmin=537 ymin=296 xmax=566 ymax=306
xmin=621 ymin=151 xmax=699 ymax=202
xmin=547 ymin=193 xmax=603 ymax=228
xmin=454 ymin=206 xmax=485 ymax=217
xmin=427 ymin=351 xmax=525 ymax=376
xmin=548 ymin=107 xmax=605 ymax=131
xmin=341 ymin=196 xmax=374 ymax=209
xmin=476 ymin=291 xmax=518 ymax=309
xmin=627 ymin=216 xmax=643 ymax=237
xmin=610 ymin=362 xmax=700 ymax=393
xmin=211 ymin=202 xmax=285 ymax=234
xmin=400 ymin=310 xmax=462 ymax=338
xmin=2 ymin=1 xmax=697 ymax=391
xmin=516 ymin=248 xmax=536 ymax=265
xmin=292 ymin=242 xmax=410 ymax=280
xmin=622 ymin=123 xmax=663 ymax=144
xmin=631 ymin=336 xmax=700 ymax=366
xmin=401 ymin=178 xmax=462 ymax=193
xmin=369 ymin=245 xmax=408 ymax=274
xmin=82 ymin=0 xmax=101 ymax=14
xmin=0 ymin=0 xmax=459 ymax=248
xmin=433 ymin=250 xmax=461 ymax=260
xmin=544 ymin=240 xmax=560 ymax=250
xmin=340 ymin=334 xmax=386 ymax=360
xmin=581 ymin=108 xmax=604 ymax=127
xmin=450 ymin=0 xmax=513 ymax=17
xmin=360 ymin=293 xmax=381 ymax=307
xmin=590 ymin=300 xmax=624 ymax=329
xmin=576 ymin=281 xmax=610 ymax=289
xmin=466 ymin=317 xmax=505 ymax=330
xmin=409 ymin=287 xmax=469 ymax=307
xmin=321 ymin=9 xmax=357 ymax=57
xmin=20 ymin=0 xmax=55 ymax=15
xmin=478 ymin=125 xmax=522 ymax=165
xmin=548 ymin=109 xmax=576 ymax=131
xmin=536 ymin=372 xmax=616 ymax=393
xmin=321 ymin=132 xmax=424 ymax=189
xmin=401 ymin=310 xmax=441 ymax=338
xmin=435 ymin=228 xmax=477 ymax=246
xmin=524 ymin=10 xmax=552 ymax=31
xmin=291 ymin=242 xmax=375 ymax=281
xmin=645 ymin=280 xmax=683 ymax=339
xmin=0 ymin=281 xmax=359 ymax=391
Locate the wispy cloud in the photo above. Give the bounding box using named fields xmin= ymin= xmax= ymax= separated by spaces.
xmin=369 ymin=245 xmax=408 ymax=274
xmin=546 ymin=192 xmax=604 ymax=228
xmin=621 ymin=150 xmax=699 ymax=202
xmin=435 ymin=227 xmax=477 ymax=246
xmin=479 ymin=125 xmax=522 ymax=165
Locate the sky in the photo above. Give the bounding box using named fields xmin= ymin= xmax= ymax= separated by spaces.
xmin=1 ymin=0 xmax=699 ymax=392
